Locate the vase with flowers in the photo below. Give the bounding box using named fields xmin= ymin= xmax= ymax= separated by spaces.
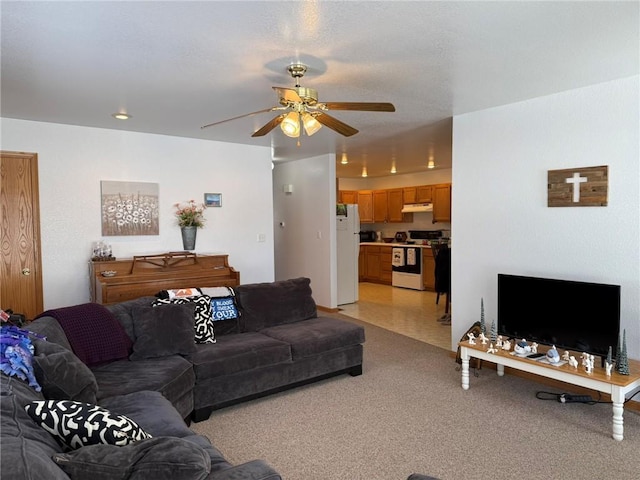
xmin=174 ymin=200 xmax=206 ymax=250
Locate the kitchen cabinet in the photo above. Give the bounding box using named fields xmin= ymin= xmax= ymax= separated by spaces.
xmin=402 ymin=187 xmax=417 ymax=204
xmin=357 ymin=190 xmax=374 ymax=223
xmin=432 ymin=183 xmax=451 ymax=223
xmin=373 ymin=190 xmax=388 ymax=223
xmin=387 ymin=188 xmax=413 ymax=223
xmin=416 ymin=185 xmax=433 ymax=203
xmin=339 ymin=190 xmax=358 ymax=204
xmin=359 ymin=245 xmax=392 ymax=285
xmin=379 ymin=246 xmax=393 ymax=283
xmin=422 ymin=247 xmax=436 ymax=291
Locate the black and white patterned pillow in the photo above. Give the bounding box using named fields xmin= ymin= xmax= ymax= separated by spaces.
xmin=25 ymin=400 xmax=152 ymax=450
xmin=152 ymin=295 xmax=215 ymax=344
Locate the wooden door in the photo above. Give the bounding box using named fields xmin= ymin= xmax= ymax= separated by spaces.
xmin=0 ymin=151 xmax=43 ymax=320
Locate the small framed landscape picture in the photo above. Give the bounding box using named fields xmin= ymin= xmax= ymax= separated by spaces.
xmin=204 ymin=192 xmax=222 ymax=207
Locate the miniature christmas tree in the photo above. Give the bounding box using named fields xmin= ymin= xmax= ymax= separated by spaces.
xmin=615 ymin=333 xmax=623 ymax=371
xmin=490 ymin=319 xmax=497 ymax=343
xmin=480 ymin=298 xmax=486 ymax=334
xmin=617 ymin=329 xmax=629 ymax=376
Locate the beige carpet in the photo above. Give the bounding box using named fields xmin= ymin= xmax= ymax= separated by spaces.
xmin=191 ymin=316 xmax=640 ymax=480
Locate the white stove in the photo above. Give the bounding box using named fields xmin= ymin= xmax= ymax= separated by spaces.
xmin=391 ymin=245 xmax=424 ymax=290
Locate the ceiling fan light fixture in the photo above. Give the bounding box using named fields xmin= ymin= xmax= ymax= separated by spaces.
xmin=361 ymin=166 xmax=368 ymax=178
xmin=427 ymin=158 xmax=435 ymax=169
xmin=340 ymin=153 xmax=348 ymax=165
xmin=302 ymin=113 xmax=322 ymax=136
xmin=280 ymin=112 xmax=300 ymax=138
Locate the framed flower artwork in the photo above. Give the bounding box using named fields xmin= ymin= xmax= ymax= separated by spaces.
xmin=101 ymin=181 xmax=159 ymax=236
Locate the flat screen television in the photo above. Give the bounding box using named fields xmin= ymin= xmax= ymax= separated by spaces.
xmin=497 ymin=274 xmax=621 ymax=359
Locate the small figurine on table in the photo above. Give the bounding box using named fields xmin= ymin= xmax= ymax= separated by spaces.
xmin=531 ymin=342 xmax=539 ymax=354
xmin=546 ymin=345 xmax=561 ymax=364
xmin=585 ymin=354 xmax=594 ymax=374
xmin=496 ymin=335 xmax=503 ymax=348
xmin=605 ymin=360 xmax=613 ymax=376
xmin=502 ymin=339 xmax=511 ymax=351
xmin=562 ymin=350 xmax=570 ymax=361
xmin=514 ymin=339 xmax=531 ymax=356
xmin=478 ymin=332 xmax=489 ymax=345
xmin=487 ymin=343 xmax=498 ymax=354
xmin=568 ymin=356 xmax=579 ymax=368
xmin=467 ymin=332 xmax=476 ymax=345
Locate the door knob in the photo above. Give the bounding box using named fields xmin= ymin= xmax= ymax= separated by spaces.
xmin=21 ymin=268 xmax=31 ymax=276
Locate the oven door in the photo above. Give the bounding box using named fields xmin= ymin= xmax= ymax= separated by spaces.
xmin=391 ymin=247 xmax=422 ymax=274
xmin=391 ymin=247 xmax=424 ymax=290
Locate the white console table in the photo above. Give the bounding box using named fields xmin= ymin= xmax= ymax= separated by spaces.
xmin=459 ymin=341 xmax=640 ymax=441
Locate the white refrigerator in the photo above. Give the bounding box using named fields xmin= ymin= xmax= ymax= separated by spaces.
xmin=337 ymin=204 xmax=360 ymax=305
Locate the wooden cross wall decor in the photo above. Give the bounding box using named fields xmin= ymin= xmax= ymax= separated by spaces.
xmin=547 ymin=166 xmax=608 ymax=207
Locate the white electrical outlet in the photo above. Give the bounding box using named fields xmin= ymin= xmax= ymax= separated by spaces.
xmin=257 ymin=233 xmax=266 ymax=243
xmin=317 ymin=231 xmax=322 ymax=239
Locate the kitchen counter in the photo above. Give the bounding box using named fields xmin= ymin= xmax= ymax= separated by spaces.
xmin=360 ymin=242 xmax=433 ymax=248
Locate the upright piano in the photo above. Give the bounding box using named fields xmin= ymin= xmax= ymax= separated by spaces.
xmin=89 ymin=252 xmax=240 ymax=304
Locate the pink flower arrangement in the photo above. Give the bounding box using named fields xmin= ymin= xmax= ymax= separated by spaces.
xmin=174 ymin=200 xmax=206 ymax=228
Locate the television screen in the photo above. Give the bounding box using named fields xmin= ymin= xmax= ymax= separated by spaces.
xmin=497 ymin=274 xmax=620 ymax=358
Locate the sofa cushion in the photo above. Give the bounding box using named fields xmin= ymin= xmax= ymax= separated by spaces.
xmin=259 ymin=316 xmax=366 ymax=359
xmin=35 ymin=303 xmax=132 ymax=367
xmin=91 ymin=355 xmax=195 ymax=413
xmin=106 ymin=296 xmax=157 ymax=342
xmin=1 ymin=375 xmax=62 ymax=454
xmin=188 ymin=332 xmax=291 ymax=379
xmin=235 ymin=277 xmax=317 ymax=332
xmin=32 ymin=338 xmax=98 ymax=404
xmin=52 ymin=436 xmax=211 ymax=480
xmin=26 ymin=316 xmax=74 ymax=351
xmin=101 ymin=390 xmax=232 ymax=473
xmin=0 ymin=437 xmax=68 ymax=479
xmin=152 ymin=295 xmax=215 ymax=344
xmin=129 ymin=304 xmax=196 ymax=360
xmin=25 ymin=399 xmax=152 ymax=450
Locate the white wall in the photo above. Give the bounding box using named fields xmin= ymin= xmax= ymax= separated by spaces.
xmin=273 ymin=154 xmax=337 ymax=308
xmin=452 ymin=76 xmax=639 ymax=360
xmin=1 ymin=119 xmax=275 ymax=309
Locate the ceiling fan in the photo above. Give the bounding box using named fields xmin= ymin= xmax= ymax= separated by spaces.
xmin=201 ymin=63 xmax=395 ymax=138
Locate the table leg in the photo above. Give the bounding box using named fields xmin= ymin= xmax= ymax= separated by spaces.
xmin=497 ymin=364 xmax=505 ymax=377
xmin=611 ymin=387 xmax=624 ymax=441
xmin=461 ymin=347 xmax=470 ymax=390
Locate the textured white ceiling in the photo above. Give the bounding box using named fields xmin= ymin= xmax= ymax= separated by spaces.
xmin=1 ymin=1 xmax=638 ymax=178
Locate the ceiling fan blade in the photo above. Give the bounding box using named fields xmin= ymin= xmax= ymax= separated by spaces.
xmin=251 ymin=115 xmax=285 ymax=137
xmin=323 ymin=102 xmax=396 ymax=112
xmin=273 ymin=86 xmax=302 ymax=104
xmin=315 ymin=113 xmax=359 ymax=137
xmin=201 ymin=108 xmax=275 ymax=129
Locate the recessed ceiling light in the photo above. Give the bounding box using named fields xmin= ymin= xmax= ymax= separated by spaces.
xmin=112 ymin=112 xmax=131 ymax=120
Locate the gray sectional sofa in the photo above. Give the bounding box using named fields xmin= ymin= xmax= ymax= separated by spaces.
xmin=0 ymin=277 xmax=365 ymax=479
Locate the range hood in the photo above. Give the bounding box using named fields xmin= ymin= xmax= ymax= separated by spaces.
xmin=401 ymin=203 xmax=433 ymax=213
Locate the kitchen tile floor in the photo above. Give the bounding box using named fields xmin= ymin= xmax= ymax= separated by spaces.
xmin=338 ymin=282 xmax=452 ymax=351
